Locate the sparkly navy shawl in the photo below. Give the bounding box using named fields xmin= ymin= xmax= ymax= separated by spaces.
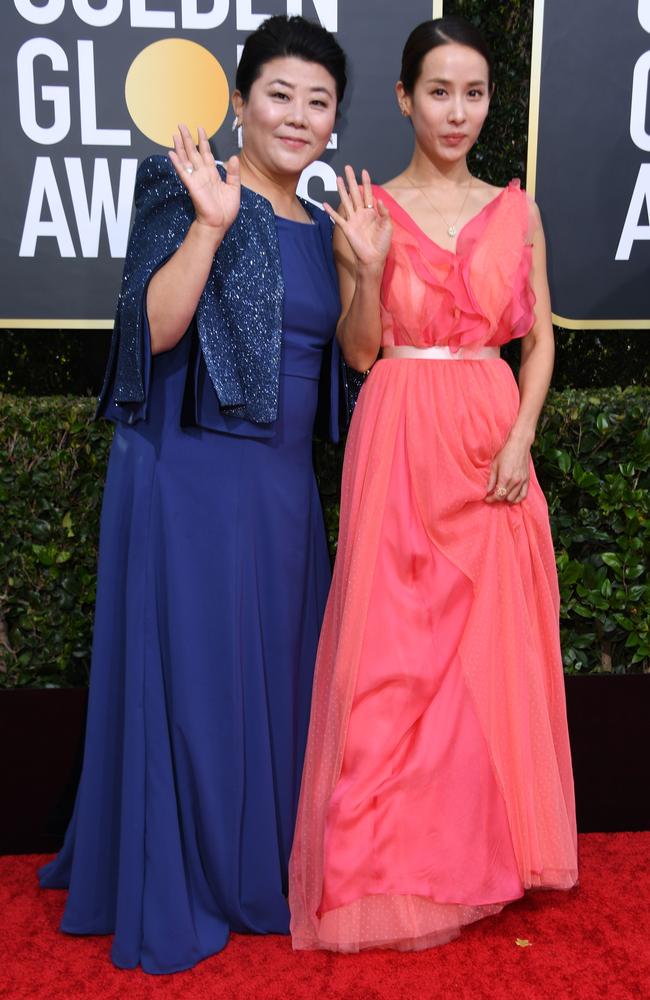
xmin=98 ymin=155 xmax=343 ymax=439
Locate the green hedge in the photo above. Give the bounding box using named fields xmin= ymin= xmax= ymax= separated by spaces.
xmin=1 ymin=396 xmax=108 ymax=688
xmin=1 ymin=387 xmax=648 ymax=687
xmin=535 ymin=388 xmax=650 ymax=675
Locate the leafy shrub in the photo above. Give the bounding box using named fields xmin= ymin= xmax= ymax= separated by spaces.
xmin=535 ymin=388 xmax=649 ymax=674
xmin=1 ymin=396 xmax=110 ymax=687
xmin=1 ymin=387 xmax=648 ymax=686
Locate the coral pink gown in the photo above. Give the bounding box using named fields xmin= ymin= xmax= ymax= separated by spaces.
xmin=289 ymin=181 xmax=578 ymax=952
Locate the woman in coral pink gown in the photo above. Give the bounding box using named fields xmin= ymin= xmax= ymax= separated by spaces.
xmin=289 ymin=16 xmax=578 ymax=952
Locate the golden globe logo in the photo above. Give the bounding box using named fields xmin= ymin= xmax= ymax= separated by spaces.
xmin=125 ymin=40 xmax=229 ymax=147
xmin=12 ymin=0 xmax=338 ymax=266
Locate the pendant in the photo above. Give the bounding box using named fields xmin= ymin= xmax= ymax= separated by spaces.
xmin=448 ymin=225 xmax=457 ymax=237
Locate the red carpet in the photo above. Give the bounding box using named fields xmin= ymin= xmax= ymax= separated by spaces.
xmin=1 ymin=834 xmax=648 ymax=1000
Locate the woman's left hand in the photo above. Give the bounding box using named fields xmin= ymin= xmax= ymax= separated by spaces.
xmin=485 ymin=434 xmax=531 ymax=504
xmin=324 ymin=166 xmax=393 ymax=271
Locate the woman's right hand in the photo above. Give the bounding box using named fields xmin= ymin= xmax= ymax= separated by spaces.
xmin=169 ymin=123 xmax=241 ymax=237
xmin=324 ymin=166 xmax=392 ymax=272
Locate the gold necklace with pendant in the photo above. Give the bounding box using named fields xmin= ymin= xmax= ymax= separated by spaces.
xmin=404 ymin=174 xmax=473 ymax=238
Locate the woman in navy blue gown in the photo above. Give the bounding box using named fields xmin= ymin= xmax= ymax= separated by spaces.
xmin=39 ymin=16 xmax=347 ymax=974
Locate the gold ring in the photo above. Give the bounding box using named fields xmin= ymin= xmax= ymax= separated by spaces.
xmin=495 ymin=486 xmax=507 ymax=499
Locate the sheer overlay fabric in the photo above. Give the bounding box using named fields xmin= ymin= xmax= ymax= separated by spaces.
xmin=289 ymin=182 xmax=578 ymax=953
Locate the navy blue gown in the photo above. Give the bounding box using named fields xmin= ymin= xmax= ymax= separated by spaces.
xmin=39 ymin=215 xmax=340 ymax=974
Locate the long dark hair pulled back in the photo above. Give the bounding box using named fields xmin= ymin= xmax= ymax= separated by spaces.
xmin=400 ymin=16 xmax=494 ymax=95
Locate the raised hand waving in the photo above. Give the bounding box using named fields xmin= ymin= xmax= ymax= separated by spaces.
xmin=169 ymin=123 xmax=241 ymax=237
xmin=324 ymin=166 xmax=392 ymax=271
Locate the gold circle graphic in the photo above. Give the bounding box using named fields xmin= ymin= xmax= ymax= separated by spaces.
xmin=125 ymin=39 xmax=229 ymax=147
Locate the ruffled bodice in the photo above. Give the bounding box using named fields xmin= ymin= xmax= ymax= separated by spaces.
xmin=373 ymin=180 xmax=536 ymax=352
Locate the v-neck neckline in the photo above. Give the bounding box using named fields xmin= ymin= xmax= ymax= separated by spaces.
xmin=374 ymin=182 xmax=512 ymax=259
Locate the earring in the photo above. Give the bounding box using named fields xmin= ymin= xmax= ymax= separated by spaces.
xmin=231 ymin=117 xmax=240 ymax=132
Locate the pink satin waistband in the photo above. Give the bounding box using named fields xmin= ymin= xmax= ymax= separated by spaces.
xmin=382 ymin=345 xmax=500 ymax=361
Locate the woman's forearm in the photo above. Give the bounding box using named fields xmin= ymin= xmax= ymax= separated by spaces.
xmin=147 ymin=220 xmax=225 ymax=355
xmin=337 ymin=263 xmax=384 ymax=372
xmin=509 ymin=331 xmax=555 ymax=445
xmin=507 ymin=202 xmax=555 ymax=448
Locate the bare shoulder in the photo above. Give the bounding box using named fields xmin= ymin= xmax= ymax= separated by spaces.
xmin=378 ymin=173 xmax=405 ymax=193
xmin=518 ymin=190 xmax=544 ymax=240
xmin=372 ymin=173 xmax=418 ymax=213
xmin=471 ymin=177 xmax=506 ymax=208
xmin=473 ymin=177 xmax=503 ymax=195
xmin=525 ymin=193 xmax=543 ymax=222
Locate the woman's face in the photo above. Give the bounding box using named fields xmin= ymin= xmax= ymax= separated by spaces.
xmin=399 ymin=43 xmax=491 ymax=164
xmin=234 ymin=56 xmax=337 ymax=178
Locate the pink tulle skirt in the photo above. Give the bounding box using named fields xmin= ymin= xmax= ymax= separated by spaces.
xmin=289 ymin=356 xmax=578 ymax=952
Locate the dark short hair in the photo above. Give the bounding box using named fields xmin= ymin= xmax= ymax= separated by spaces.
xmin=236 ymin=15 xmax=347 ymax=104
xmin=400 ymin=16 xmax=494 ymax=95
